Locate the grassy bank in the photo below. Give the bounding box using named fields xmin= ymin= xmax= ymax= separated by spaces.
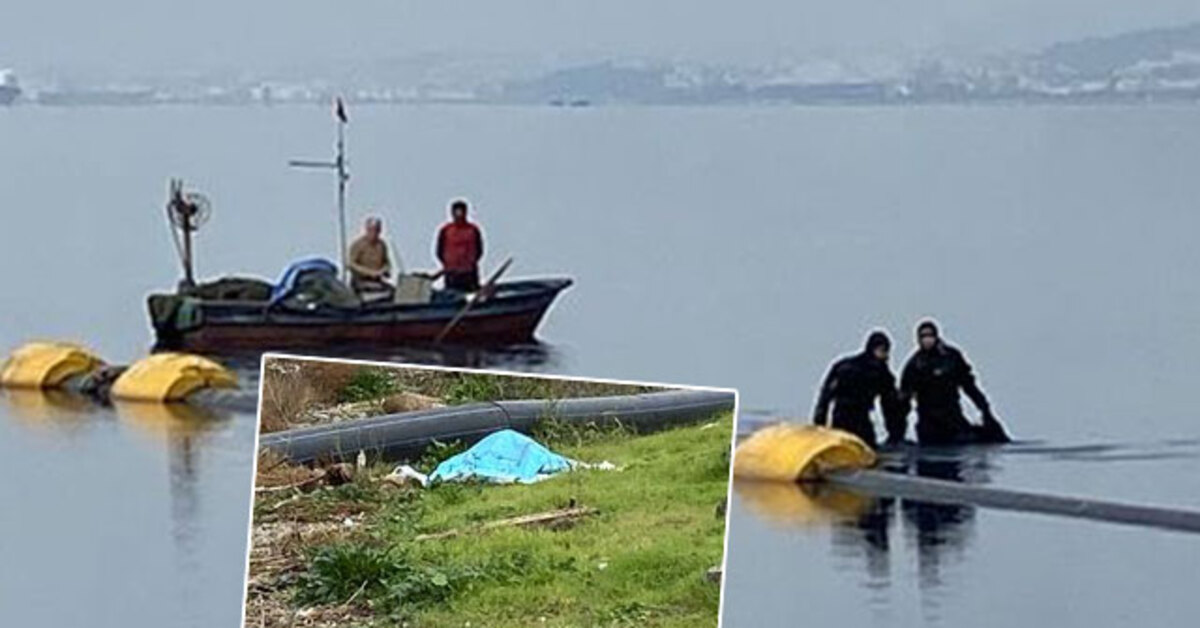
xmin=249 ymin=412 xmax=733 ymax=628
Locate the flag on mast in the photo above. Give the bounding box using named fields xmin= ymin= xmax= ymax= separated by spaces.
xmin=334 ymin=97 xmax=348 ymax=123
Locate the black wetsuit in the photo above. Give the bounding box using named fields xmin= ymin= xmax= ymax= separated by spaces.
xmin=900 ymin=342 xmax=997 ymax=445
xmin=813 ymin=352 xmax=906 ymax=447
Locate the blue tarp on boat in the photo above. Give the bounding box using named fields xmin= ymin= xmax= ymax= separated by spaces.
xmin=269 ymin=258 xmax=340 ymax=305
xmin=431 ymin=429 xmax=575 ymax=484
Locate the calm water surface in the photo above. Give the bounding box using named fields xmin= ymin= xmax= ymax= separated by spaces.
xmin=0 ymin=392 xmax=254 ymax=627
xmin=3 ymin=104 xmax=1200 ymax=626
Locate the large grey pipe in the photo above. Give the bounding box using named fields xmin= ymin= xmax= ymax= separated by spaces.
xmin=262 ymin=389 xmax=735 ymax=464
xmin=828 ymin=469 xmax=1200 ymax=535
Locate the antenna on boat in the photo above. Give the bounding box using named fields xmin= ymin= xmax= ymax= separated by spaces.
xmin=165 ymin=178 xmax=212 ymax=290
xmin=290 ymin=97 xmax=351 ymax=282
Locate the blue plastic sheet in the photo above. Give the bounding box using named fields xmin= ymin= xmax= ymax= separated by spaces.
xmin=431 ymin=430 xmax=575 ymax=484
xmin=269 ymin=257 xmax=339 ymax=304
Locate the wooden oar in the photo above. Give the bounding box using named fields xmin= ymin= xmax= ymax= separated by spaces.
xmin=434 ymin=257 xmax=514 ymax=344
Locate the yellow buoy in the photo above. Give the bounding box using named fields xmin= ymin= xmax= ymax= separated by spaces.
xmin=110 ymin=353 xmax=237 ymax=403
xmin=0 ymin=342 xmax=105 ymax=388
xmin=733 ymin=423 xmax=875 ymax=482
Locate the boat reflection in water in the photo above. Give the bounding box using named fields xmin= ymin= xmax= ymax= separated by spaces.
xmin=196 ymin=339 xmax=565 ymax=382
xmin=320 ymin=340 xmax=564 ymax=371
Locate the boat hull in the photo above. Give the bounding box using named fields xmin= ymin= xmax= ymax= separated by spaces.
xmin=150 ymin=278 xmax=571 ymax=352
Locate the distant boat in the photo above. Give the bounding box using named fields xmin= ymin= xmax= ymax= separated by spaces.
xmin=548 ymin=98 xmax=592 ymax=108
xmin=0 ymin=69 xmax=21 ymax=105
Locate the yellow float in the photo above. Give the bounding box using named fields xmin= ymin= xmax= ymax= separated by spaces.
xmin=0 ymin=342 xmax=104 ymax=388
xmin=733 ymin=423 xmax=875 ymax=482
xmin=110 ymin=353 xmax=237 ymax=402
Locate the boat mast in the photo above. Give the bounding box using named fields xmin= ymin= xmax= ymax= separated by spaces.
xmin=290 ymin=98 xmax=351 ymax=282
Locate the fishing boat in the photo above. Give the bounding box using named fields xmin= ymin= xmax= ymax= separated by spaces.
xmin=148 ymin=259 xmax=571 ymax=351
xmin=149 ymin=276 xmax=572 ymax=351
xmin=146 ymin=101 xmax=572 ymax=352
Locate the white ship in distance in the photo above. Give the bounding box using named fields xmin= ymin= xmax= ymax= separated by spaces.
xmin=1 ymin=69 xmax=21 ymax=105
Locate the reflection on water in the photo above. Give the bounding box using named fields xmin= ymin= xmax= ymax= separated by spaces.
xmin=1 ymin=388 xmax=94 ymax=430
xmin=728 ymin=465 xmax=1200 ymax=627
xmin=204 ymin=340 xmax=563 ymax=381
xmin=0 ymin=391 xmax=254 ymax=627
xmin=115 ymin=401 xmax=237 ymax=627
xmin=736 ymin=454 xmax=991 ymax=618
xmin=897 ymin=459 xmax=976 ymax=597
xmin=736 ymin=480 xmax=873 ymax=526
xmin=728 ymin=437 xmax=1200 ymax=627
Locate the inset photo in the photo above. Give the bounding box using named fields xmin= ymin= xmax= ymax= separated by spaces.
xmin=243 ymin=356 xmax=737 ymax=627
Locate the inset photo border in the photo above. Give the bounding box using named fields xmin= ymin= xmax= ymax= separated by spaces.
xmin=241 ymin=354 xmax=739 ymax=628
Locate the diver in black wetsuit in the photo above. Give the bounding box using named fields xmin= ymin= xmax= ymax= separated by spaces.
xmin=899 ymin=320 xmax=1011 ymax=445
xmin=812 ymin=331 xmax=907 ymax=448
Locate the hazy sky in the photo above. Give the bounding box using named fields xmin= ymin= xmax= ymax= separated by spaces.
xmin=4 ymin=0 xmax=1200 ymax=74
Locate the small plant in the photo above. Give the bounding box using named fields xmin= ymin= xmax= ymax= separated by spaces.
xmin=443 ymin=374 xmax=506 ymax=405
xmin=533 ymin=411 xmax=636 ymax=449
xmin=429 ymin=481 xmax=481 ymax=507
xmin=416 ymin=438 xmax=468 ymax=472
xmin=296 ymin=542 xmax=397 ymax=604
xmin=338 ymin=368 xmax=399 ymax=403
xmin=296 ymin=542 xmax=475 ymax=612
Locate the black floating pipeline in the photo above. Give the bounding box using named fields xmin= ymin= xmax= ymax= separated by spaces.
xmin=0 ymin=341 xmax=257 ymax=413
xmin=261 ymin=389 xmax=736 ymax=464
xmin=827 ymin=469 xmax=1200 ymax=535
xmin=733 ymin=423 xmax=1200 ymax=535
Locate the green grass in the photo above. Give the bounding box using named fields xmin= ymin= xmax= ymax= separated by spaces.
xmin=440 ymin=372 xmax=664 ymax=406
xmin=296 ymin=542 xmax=477 ymax=612
xmin=339 ymin=368 xmax=400 ymax=403
xmin=259 ymin=358 xmax=670 ymax=433
xmin=296 ymin=412 xmax=733 ymax=628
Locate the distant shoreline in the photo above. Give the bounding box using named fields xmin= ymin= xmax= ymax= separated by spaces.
xmin=4 ymin=97 xmax=1198 ymax=109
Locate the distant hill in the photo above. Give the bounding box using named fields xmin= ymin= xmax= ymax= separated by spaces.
xmin=500 ymin=62 xmax=676 ymax=104
xmin=1038 ymin=22 xmax=1200 ymax=79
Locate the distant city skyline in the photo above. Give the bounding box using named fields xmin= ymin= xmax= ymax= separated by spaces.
xmin=4 ymin=1 xmax=1200 ymax=78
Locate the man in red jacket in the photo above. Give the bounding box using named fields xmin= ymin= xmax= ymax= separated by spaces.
xmin=435 ymin=199 xmax=485 ymax=292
